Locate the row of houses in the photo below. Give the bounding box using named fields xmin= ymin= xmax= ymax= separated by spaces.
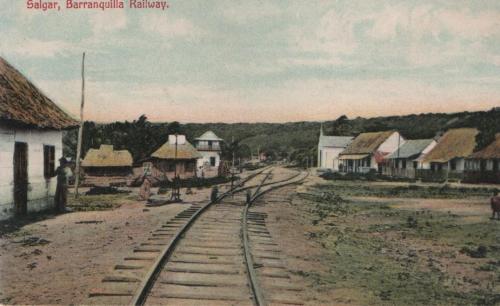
xmin=80 ymin=131 xmax=225 ymax=186
xmin=0 ymin=57 xmax=226 ymax=220
xmin=318 ymin=126 xmax=500 ymax=183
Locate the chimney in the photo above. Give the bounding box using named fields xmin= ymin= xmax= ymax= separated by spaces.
xmin=168 ymin=134 xmax=186 ymax=145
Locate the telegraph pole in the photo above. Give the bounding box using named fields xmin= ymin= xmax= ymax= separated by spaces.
xmin=172 ymin=133 xmax=180 ymax=201
xmin=74 ymin=52 xmax=85 ymax=198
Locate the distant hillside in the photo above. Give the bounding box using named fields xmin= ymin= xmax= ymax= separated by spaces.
xmin=63 ymin=108 xmax=500 ymax=165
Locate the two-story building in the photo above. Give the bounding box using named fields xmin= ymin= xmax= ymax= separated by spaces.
xmin=194 ymin=131 xmax=224 ymax=178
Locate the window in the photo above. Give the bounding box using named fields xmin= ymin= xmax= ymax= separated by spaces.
xmin=210 ymin=157 xmax=216 ymax=167
xmin=186 ymin=161 xmax=195 ymax=172
xmin=402 ymin=160 xmax=407 ymax=169
xmin=167 ymin=162 xmax=176 ymax=172
xmin=450 ymin=159 xmax=456 ymax=171
xmin=143 ymin=162 xmax=152 ymax=175
xmin=43 ymin=145 xmax=55 ymax=179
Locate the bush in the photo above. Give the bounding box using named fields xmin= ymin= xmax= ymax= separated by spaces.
xmin=85 ymin=186 xmax=131 ymax=195
xmin=320 ymin=171 xmax=416 ymax=183
xmin=460 ymin=245 xmax=488 ymax=258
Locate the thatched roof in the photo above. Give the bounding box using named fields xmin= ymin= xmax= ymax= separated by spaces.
xmin=82 ymin=145 xmax=133 ymax=167
xmin=195 ymin=130 xmax=223 ymax=141
xmin=0 ymin=57 xmax=77 ymax=129
xmin=340 ymin=131 xmax=395 ymax=155
xmin=151 ymin=139 xmax=202 ymax=160
xmin=470 ymin=134 xmax=500 ymax=159
xmin=387 ymin=139 xmax=435 ymax=159
xmin=423 ymin=128 xmax=478 ymax=163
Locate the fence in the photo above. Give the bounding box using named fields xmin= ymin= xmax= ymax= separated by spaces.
xmin=414 ymin=169 xmax=464 ymax=182
xmin=463 ymin=171 xmax=500 ymax=184
xmin=382 ymin=167 xmax=417 ymax=179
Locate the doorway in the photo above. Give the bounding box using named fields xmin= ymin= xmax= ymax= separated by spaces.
xmin=14 ymin=142 xmax=28 ymax=216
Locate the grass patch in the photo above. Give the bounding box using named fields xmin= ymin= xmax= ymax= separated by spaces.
xmin=316 ymin=181 xmax=496 ymax=199
xmin=299 ymin=185 xmax=500 ymax=305
xmin=67 ymin=193 xmax=136 ymax=211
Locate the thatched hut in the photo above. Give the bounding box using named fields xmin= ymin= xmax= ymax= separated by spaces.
xmin=339 ymin=131 xmax=403 ymax=173
xmin=147 ymin=135 xmax=202 ymax=180
xmin=420 ymin=128 xmax=478 ymax=181
xmin=81 ymin=144 xmax=133 ymax=180
xmin=0 ymin=57 xmax=77 ymax=220
xmin=465 ymin=134 xmax=500 ymax=183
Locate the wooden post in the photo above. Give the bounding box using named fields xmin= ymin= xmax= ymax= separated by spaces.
xmin=232 ymin=136 xmax=235 ymax=169
xmin=74 ymin=52 xmax=85 ymax=198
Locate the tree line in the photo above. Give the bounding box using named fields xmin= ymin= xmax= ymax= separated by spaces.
xmin=63 ymin=108 xmax=500 ymax=166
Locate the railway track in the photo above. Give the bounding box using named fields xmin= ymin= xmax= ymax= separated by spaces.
xmin=88 ymin=166 xmax=307 ymax=306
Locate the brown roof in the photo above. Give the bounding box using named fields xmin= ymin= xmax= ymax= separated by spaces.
xmin=423 ymin=128 xmax=478 ymax=163
xmin=82 ymin=145 xmax=133 ymax=167
xmin=470 ymin=134 xmax=500 ymax=159
xmin=0 ymin=57 xmax=77 ymax=129
xmin=151 ymin=139 xmax=202 ymax=160
xmin=340 ymin=131 xmax=395 ymax=155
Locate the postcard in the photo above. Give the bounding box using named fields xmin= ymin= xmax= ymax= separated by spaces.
xmin=0 ymin=1 xmax=499 ymax=305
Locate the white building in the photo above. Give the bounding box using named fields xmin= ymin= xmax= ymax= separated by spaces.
xmin=339 ymin=131 xmax=405 ymax=173
xmin=317 ymin=126 xmax=353 ymax=171
xmin=383 ymin=139 xmax=437 ymax=178
xmin=194 ymin=131 xmax=224 ymax=178
xmin=0 ymin=57 xmax=77 ymax=220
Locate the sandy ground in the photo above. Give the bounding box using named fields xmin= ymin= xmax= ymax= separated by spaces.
xmin=257 ymin=184 xmax=334 ymax=305
xmin=0 ymin=187 xmax=213 ymax=305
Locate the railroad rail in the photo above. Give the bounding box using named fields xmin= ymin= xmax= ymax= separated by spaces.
xmin=88 ymin=166 xmax=307 ymax=306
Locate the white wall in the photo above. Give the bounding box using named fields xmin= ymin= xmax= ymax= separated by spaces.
xmin=379 ymin=132 xmax=405 ymax=154
xmin=318 ymin=147 xmax=345 ymax=171
xmin=196 ymin=151 xmax=220 ymax=178
xmin=197 ymin=151 xmax=220 ymax=168
xmin=0 ymin=126 xmax=62 ymax=220
xmin=416 ymin=140 xmax=437 ymax=169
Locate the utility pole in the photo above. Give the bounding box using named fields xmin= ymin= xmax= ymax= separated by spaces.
xmin=232 ymin=136 xmax=235 ymax=169
xmin=172 ymin=133 xmax=180 ymax=201
xmin=74 ymin=52 xmax=85 ymax=198
xmin=231 ymin=136 xmax=235 ymax=192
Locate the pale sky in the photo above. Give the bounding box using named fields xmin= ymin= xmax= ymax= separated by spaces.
xmin=1 ymin=0 xmax=499 ymax=123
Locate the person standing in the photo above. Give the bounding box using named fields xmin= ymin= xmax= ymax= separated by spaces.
xmin=491 ymin=190 xmax=500 ymax=220
xmin=54 ymin=157 xmax=69 ymax=212
xmin=139 ymin=175 xmax=152 ymax=201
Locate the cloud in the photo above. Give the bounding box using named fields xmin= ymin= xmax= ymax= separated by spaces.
xmin=89 ymin=10 xmax=127 ymax=34
xmin=289 ymin=3 xmax=500 ymax=68
xmin=140 ymin=14 xmax=201 ymax=39
xmin=1 ymin=35 xmax=78 ymax=58
xmin=221 ymin=2 xmax=281 ymax=24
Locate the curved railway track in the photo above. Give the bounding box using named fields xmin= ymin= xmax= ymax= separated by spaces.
xmin=88 ymin=166 xmax=308 ymax=306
